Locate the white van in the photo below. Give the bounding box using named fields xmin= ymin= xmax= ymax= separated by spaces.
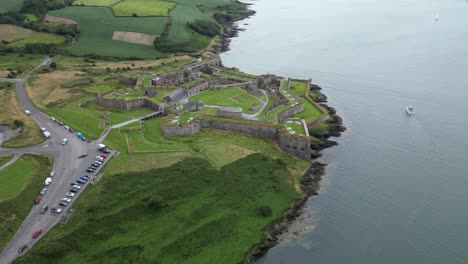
xmin=61 ymin=138 xmax=68 ymax=145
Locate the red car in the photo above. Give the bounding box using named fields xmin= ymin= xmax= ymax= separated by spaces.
xmin=34 ymin=196 xmax=41 ymax=205
xmin=100 ymin=155 xmax=107 ymax=158
xmin=32 ymin=229 xmax=42 ymax=239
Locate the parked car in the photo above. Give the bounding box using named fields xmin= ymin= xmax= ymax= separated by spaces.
xmin=102 ymin=148 xmax=111 ymax=154
xmin=40 ymin=205 xmax=48 ymax=214
xmin=95 ymin=160 xmax=103 ymax=165
xmin=76 ymin=179 xmax=86 ymax=184
xmin=32 ymin=229 xmax=42 ymax=238
xmin=61 ymin=198 xmax=71 ymax=203
xmin=81 ymin=137 xmax=87 ymax=141
xmin=59 ymin=201 xmax=69 ymax=207
xmin=70 ymin=188 xmax=79 ymax=193
xmin=78 ymin=154 xmax=87 ymax=159
xmin=50 ymin=171 xmax=56 ymax=177
xmin=61 ymin=138 xmax=68 ymax=145
xmin=81 ymin=175 xmax=89 ymax=180
xmin=24 ymin=110 xmax=31 ymax=115
xmin=51 ymin=208 xmax=62 ymax=214
xmin=69 ymin=128 xmax=75 ymax=133
xmin=17 ymin=245 xmax=28 ymax=254
xmin=34 ymin=196 xmax=41 ymax=205
xmin=64 ymin=125 xmax=70 ymax=130
xmin=57 ymin=121 xmax=64 ymax=126
xmin=100 ymin=155 xmax=107 ymax=159
xmin=50 ymin=117 xmax=56 ymax=121
xmin=40 ymin=188 xmax=47 ymax=196
xmin=86 ymin=168 xmax=95 ymax=172
xmin=65 ymin=192 xmax=75 ymax=198
xmin=98 ymin=144 xmax=106 ymax=151
xmin=45 ymin=177 xmax=52 ymax=186
xmin=72 ymin=185 xmax=81 ymax=190
xmin=40 ymin=127 xmax=47 ymax=132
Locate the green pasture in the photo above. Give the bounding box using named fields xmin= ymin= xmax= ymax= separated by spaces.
xmin=0 ymin=25 xmax=65 ymax=48
xmin=0 ymin=154 xmax=52 ymax=251
xmin=25 ymin=14 xmax=38 ymax=22
xmin=0 ymin=0 xmax=22 ymax=12
xmin=0 ymin=54 xmax=44 ymax=73
xmin=293 ymin=100 xmax=322 ymax=122
xmin=83 ymin=84 xmax=113 ymax=94
xmin=169 ymin=0 xmax=231 ymax=8
xmin=17 ymin=154 xmax=301 ymax=264
xmin=112 ymin=0 xmax=175 ymax=17
xmin=167 ymin=4 xmax=214 ymax=43
xmin=290 ymin=80 xmax=307 ymax=97
xmin=73 ymin=0 xmax=121 ymax=6
xmin=49 ymin=6 xmax=168 ymax=58
xmin=189 ymin=86 xmax=262 ymax=114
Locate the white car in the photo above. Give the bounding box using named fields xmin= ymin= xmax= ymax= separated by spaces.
xmin=64 ymin=125 xmax=70 ymax=130
xmin=40 ymin=127 xmax=47 ymax=132
xmin=24 ymin=110 xmax=31 ymax=115
xmin=61 ymin=138 xmax=68 ymax=145
xmin=60 ymin=198 xmax=71 ymax=203
xmin=50 ymin=117 xmax=56 ymax=121
xmin=71 ymin=185 xmax=81 ymax=190
xmin=40 ymin=188 xmax=47 ymax=196
xmin=50 ymin=171 xmax=56 ymax=177
xmin=45 ymin=177 xmax=52 ymax=186
xmin=65 ymin=192 xmax=75 ymax=198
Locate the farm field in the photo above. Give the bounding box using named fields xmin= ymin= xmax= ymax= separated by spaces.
xmin=0 ymin=0 xmax=22 ymax=12
xmin=112 ymin=0 xmax=175 ymax=17
xmin=0 ymin=24 xmax=65 ymax=48
xmin=73 ymin=0 xmax=121 ymax=6
xmin=49 ymin=7 xmax=168 ymax=58
xmin=167 ymin=4 xmax=215 ymax=43
xmin=0 ymin=83 xmax=44 ymax=148
xmin=0 ymin=54 xmax=45 ymax=76
xmin=0 ymin=154 xmax=52 ymax=252
xmin=16 ymin=154 xmax=301 ymax=264
xmin=189 ymin=86 xmax=262 ymax=114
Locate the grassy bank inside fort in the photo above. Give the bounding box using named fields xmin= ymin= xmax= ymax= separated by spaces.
xmin=15 ymin=154 xmax=302 ymax=264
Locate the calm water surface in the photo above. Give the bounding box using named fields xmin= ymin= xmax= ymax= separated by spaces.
xmin=221 ymin=0 xmax=468 ymax=263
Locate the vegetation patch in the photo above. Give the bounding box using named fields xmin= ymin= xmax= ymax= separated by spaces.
xmin=73 ymin=0 xmax=121 ymax=6
xmin=44 ymin=15 xmax=78 ymax=26
xmin=0 ymin=83 xmax=44 ymax=148
xmin=49 ymin=6 xmax=168 ymax=58
xmin=16 ymin=154 xmax=301 ymax=264
xmin=0 ymin=24 xmax=65 ymax=48
xmin=0 ymin=0 xmax=23 ymax=12
xmin=112 ymin=31 xmax=157 ymax=46
xmin=0 ymin=154 xmax=52 ymax=251
xmin=112 ymin=0 xmax=176 ymax=17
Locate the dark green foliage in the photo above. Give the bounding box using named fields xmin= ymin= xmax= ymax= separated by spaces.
xmin=188 ymin=20 xmax=221 ymax=37
xmin=13 ymin=120 xmax=24 ymax=128
xmin=146 ymin=194 xmax=167 ymax=210
xmin=257 ymin=205 xmax=272 ymax=217
xmin=0 ymin=11 xmax=25 ymax=24
xmin=41 ymin=241 xmax=69 ymax=258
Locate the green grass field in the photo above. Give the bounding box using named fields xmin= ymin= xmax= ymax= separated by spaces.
xmin=82 ymin=84 xmax=113 ymax=94
xmin=0 ymin=0 xmax=22 ymax=12
xmin=169 ymin=0 xmax=230 ymax=8
xmin=189 ymin=87 xmax=262 ymax=114
xmin=0 ymin=154 xmax=52 ymax=252
xmin=112 ymin=0 xmax=175 ymax=17
xmin=49 ymin=6 xmax=168 ymax=58
xmin=0 ymin=25 xmax=65 ymax=48
xmin=167 ymin=4 xmax=215 ymax=43
xmin=73 ymin=0 xmax=121 ymax=6
xmin=0 ymin=54 xmax=45 ymax=73
xmin=46 ymin=96 xmax=153 ymax=139
xmin=285 ymin=122 xmax=306 ymax=136
xmin=290 ymin=80 xmax=307 ymax=97
xmin=16 ymin=154 xmax=301 ymax=264
xmin=0 ymin=155 xmax=13 ymax=167
xmin=0 ymin=156 xmax=38 ymax=201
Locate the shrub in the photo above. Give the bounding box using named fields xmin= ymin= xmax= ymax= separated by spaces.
xmin=257 ymin=205 xmax=272 ymax=217
xmin=41 ymin=241 xmax=69 ymax=257
xmin=147 ymin=194 xmax=167 ymax=210
xmin=187 ymin=20 xmax=221 ymax=37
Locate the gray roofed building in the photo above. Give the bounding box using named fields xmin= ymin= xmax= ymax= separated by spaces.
xmin=163 ymin=88 xmax=188 ymax=103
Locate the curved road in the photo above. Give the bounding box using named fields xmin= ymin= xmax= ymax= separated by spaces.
xmin=0 ymin=57 xmax=105 ymax=264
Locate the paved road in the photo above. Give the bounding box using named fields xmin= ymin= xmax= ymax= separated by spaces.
xmin=0 ymin=57 xmax=106 ymax=264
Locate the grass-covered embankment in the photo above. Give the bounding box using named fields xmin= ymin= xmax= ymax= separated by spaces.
xmin=16 ymin=154 xmax=302 ymax=264
xmin=0 ymin=154 xmax=53 ymax=251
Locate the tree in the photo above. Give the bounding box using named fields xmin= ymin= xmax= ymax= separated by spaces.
xmin=50 ymin=61 xmax=57 ymax=68
xmin=13 ymin=120 xmax=24 ymax=128
xmin=257 ymin=205 xmax=272 ymax=217
xmin=147 ymin=194 xmax=167 ymax=210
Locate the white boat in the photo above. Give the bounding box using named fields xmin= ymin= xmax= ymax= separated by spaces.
xmin=435 ymin=14 xmax=439 ymax=21
xmin=406 ymin=105 xmax=415 ymax=115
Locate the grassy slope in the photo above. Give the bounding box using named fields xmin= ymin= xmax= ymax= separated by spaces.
xmin=0 ymin=54 xmax=44 ymax=74
xmin=0 ymin=157 xmax=37 ymax=201
xmin=49 ymin=7 xmax=168 ymax=58
xmin=46 ymin=96 xmax=152 ymax=139
xmin=189 ymin=86 xmax=262 ymax=114
xmin=0 ymin=24 xmax=65 ymax=48
xmin=73 ymin=0 xmax=121 ymax=6
xmin=167 ymin=4 xmax=214 ymax=43
xmin=0 ymin=0 xmax=22 ymax=12
xmin=15 ymin=154 xmax=301 ymax=264
xmin=0 ymin=154 xmax=52 ymax=252
xmin=0 ymin=82 xmax=44 ymax=148
xmin=112 ymin=0 xmax=175 ymax=17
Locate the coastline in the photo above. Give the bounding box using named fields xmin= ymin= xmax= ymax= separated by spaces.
xmin=216 ymin=2 xmax=346 ymax=263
